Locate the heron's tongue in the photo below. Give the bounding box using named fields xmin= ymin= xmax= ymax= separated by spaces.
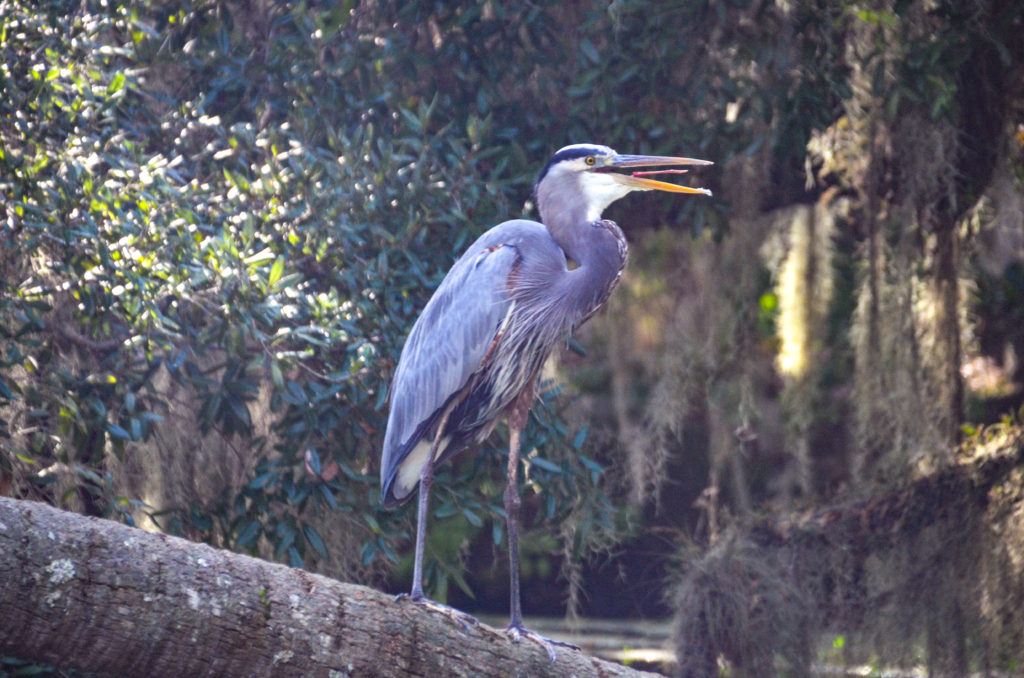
xmin=631 ymin=169 xmax=689 ymax=177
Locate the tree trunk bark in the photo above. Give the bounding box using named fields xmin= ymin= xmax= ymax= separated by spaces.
xmin=0 ymin=497 xmax=655 ymax=678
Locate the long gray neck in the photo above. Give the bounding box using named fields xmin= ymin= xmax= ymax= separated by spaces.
xmin=538 ymin=190 xmax=628 ymax=328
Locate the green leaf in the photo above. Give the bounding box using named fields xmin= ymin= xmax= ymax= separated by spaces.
xmin=226 ymin=396 xmax=252 ymax=429
xmin=235 ymin=520 xmax=261 ymax=549
xmin=572 ymin=425 xmax=589 ymax=450
xmin=107 ymin=71 xmax=126 ymax=94
xmin=319 ymin=484 xmax=338 ymax=510
xmin=270 ymin=360 xmax=284 ymax=389
xmin=288 ymin=546 xmax=305 ymax=569
xmin=268 ymin=256 xmax=284 ymax=287
xmin=0 ymin=376 xmax=14 ymax=400
xmin=492 ymin=521 xmax=503 ymax=545
xmin=528 ymin=456 xmax=562 ymax=473
xmin=579 ymin=38 xmax=600 ymax=65
xmin=249 ymin=472 xmax=274 ymax=489
xmin=361 ymin=541 xmax=378 ymax=566
xmin=274 ymin=523 xmax=296 ymax=559
xmin=362 ymin=512 xmax=381 ymax=533
xmin=435 ymin=502 xmax=458 ymax=519
xmin=579 ymin=455 xmax=603 ymax=475
xmin=244 ymin=248 xmax=275 ymax=266
xmin=306 ymin=448 xmax=322 ymax=476
xmin=462 ymin=508 xmax=482 ymax=527
xmin=373 ymin=385 xmax=388 ymax=410
xmin=304 ymin=525 xmax=329 ymax=559
xmin=567 ymin=337 xmax=587 ymax=356
xmin=107 ymin=423 xmax=131 ymax=440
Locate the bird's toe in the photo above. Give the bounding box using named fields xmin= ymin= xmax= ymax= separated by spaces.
xmin=397 ymin=594 xmax=478 ymax=631
xmin=504 ymin=624 xmax=577 ymax=663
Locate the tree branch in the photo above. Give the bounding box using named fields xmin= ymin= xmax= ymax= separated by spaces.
xmin=55 ymin=324 xmax=123 ymax=353
xmin=0 ymin=497 xmax=655 ymax=677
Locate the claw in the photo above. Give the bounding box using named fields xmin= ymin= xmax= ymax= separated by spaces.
xmin=505 ymin=623 xmax=578 ymax=663
xmin=396 ymin=594 xmax=478 ymax=632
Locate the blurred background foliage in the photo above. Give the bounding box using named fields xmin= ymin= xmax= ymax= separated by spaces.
xmin=3 ymin=0 xmax=1024 ymax=675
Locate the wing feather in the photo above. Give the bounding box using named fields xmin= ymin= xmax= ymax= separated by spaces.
xmin=381 ymin=224 xmax=539 ymax=505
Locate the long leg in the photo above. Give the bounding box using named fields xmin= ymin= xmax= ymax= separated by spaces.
xmin=505 ymin=421 xmax=525 ymax=626
xmin=408 ymin=419 xmax=439 ymax=601
xmin=503 ymin=388 xmax=577 ymax=661
xmin=399 ymin=408 xmax=475 ymax=629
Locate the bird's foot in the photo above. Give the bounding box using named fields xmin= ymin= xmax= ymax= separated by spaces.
xmin=395 ymin=592 xmax=478 ymax=632
xmin=505 ymin=623 xmax=579 ymax=663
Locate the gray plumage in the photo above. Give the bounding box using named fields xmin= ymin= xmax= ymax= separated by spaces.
xmin=381 ymin=216 xmax=625 ymax=506
xmin=379 ymin=143 xmax=711 ymax=656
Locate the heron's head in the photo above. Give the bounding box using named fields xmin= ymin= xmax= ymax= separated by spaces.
xmin=534 ymin=144 xmax=712 ymax=224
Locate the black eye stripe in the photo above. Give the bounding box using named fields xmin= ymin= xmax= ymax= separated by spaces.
xmin=550 ymin=146 xmax=604 ymax=164
xmin=534 ymin=145 xmax=608 ymax=188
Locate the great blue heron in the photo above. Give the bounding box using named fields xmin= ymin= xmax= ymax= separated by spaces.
xmin=381 ymin=143 xmax=711 ymax=658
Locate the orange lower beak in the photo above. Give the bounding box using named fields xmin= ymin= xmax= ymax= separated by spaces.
xmin=604 ymin=153 xmax=713 ymax=196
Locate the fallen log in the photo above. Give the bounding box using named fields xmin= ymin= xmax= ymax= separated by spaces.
xmin=0 ymin=496 xmax=656 ymax=677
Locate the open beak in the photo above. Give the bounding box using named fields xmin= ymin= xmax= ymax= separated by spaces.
xmin=601 ymin=154 xmax=713 ymax=196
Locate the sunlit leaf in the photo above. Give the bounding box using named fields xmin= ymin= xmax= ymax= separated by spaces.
xmin=268 ymin=257 xmax=285 ymax=287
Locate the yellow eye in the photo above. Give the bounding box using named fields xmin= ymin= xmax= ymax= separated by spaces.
xmin=585 ymin=156 xmax=596 ymax=166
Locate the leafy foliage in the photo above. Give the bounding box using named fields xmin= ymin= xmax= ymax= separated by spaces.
xmin=0 ymin=0 xmax=619 ymax=589
xmin=3 ymin=0 xmax=850 ymax=592
xmin=4 ymin=8 xmax=1023 ymax=676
